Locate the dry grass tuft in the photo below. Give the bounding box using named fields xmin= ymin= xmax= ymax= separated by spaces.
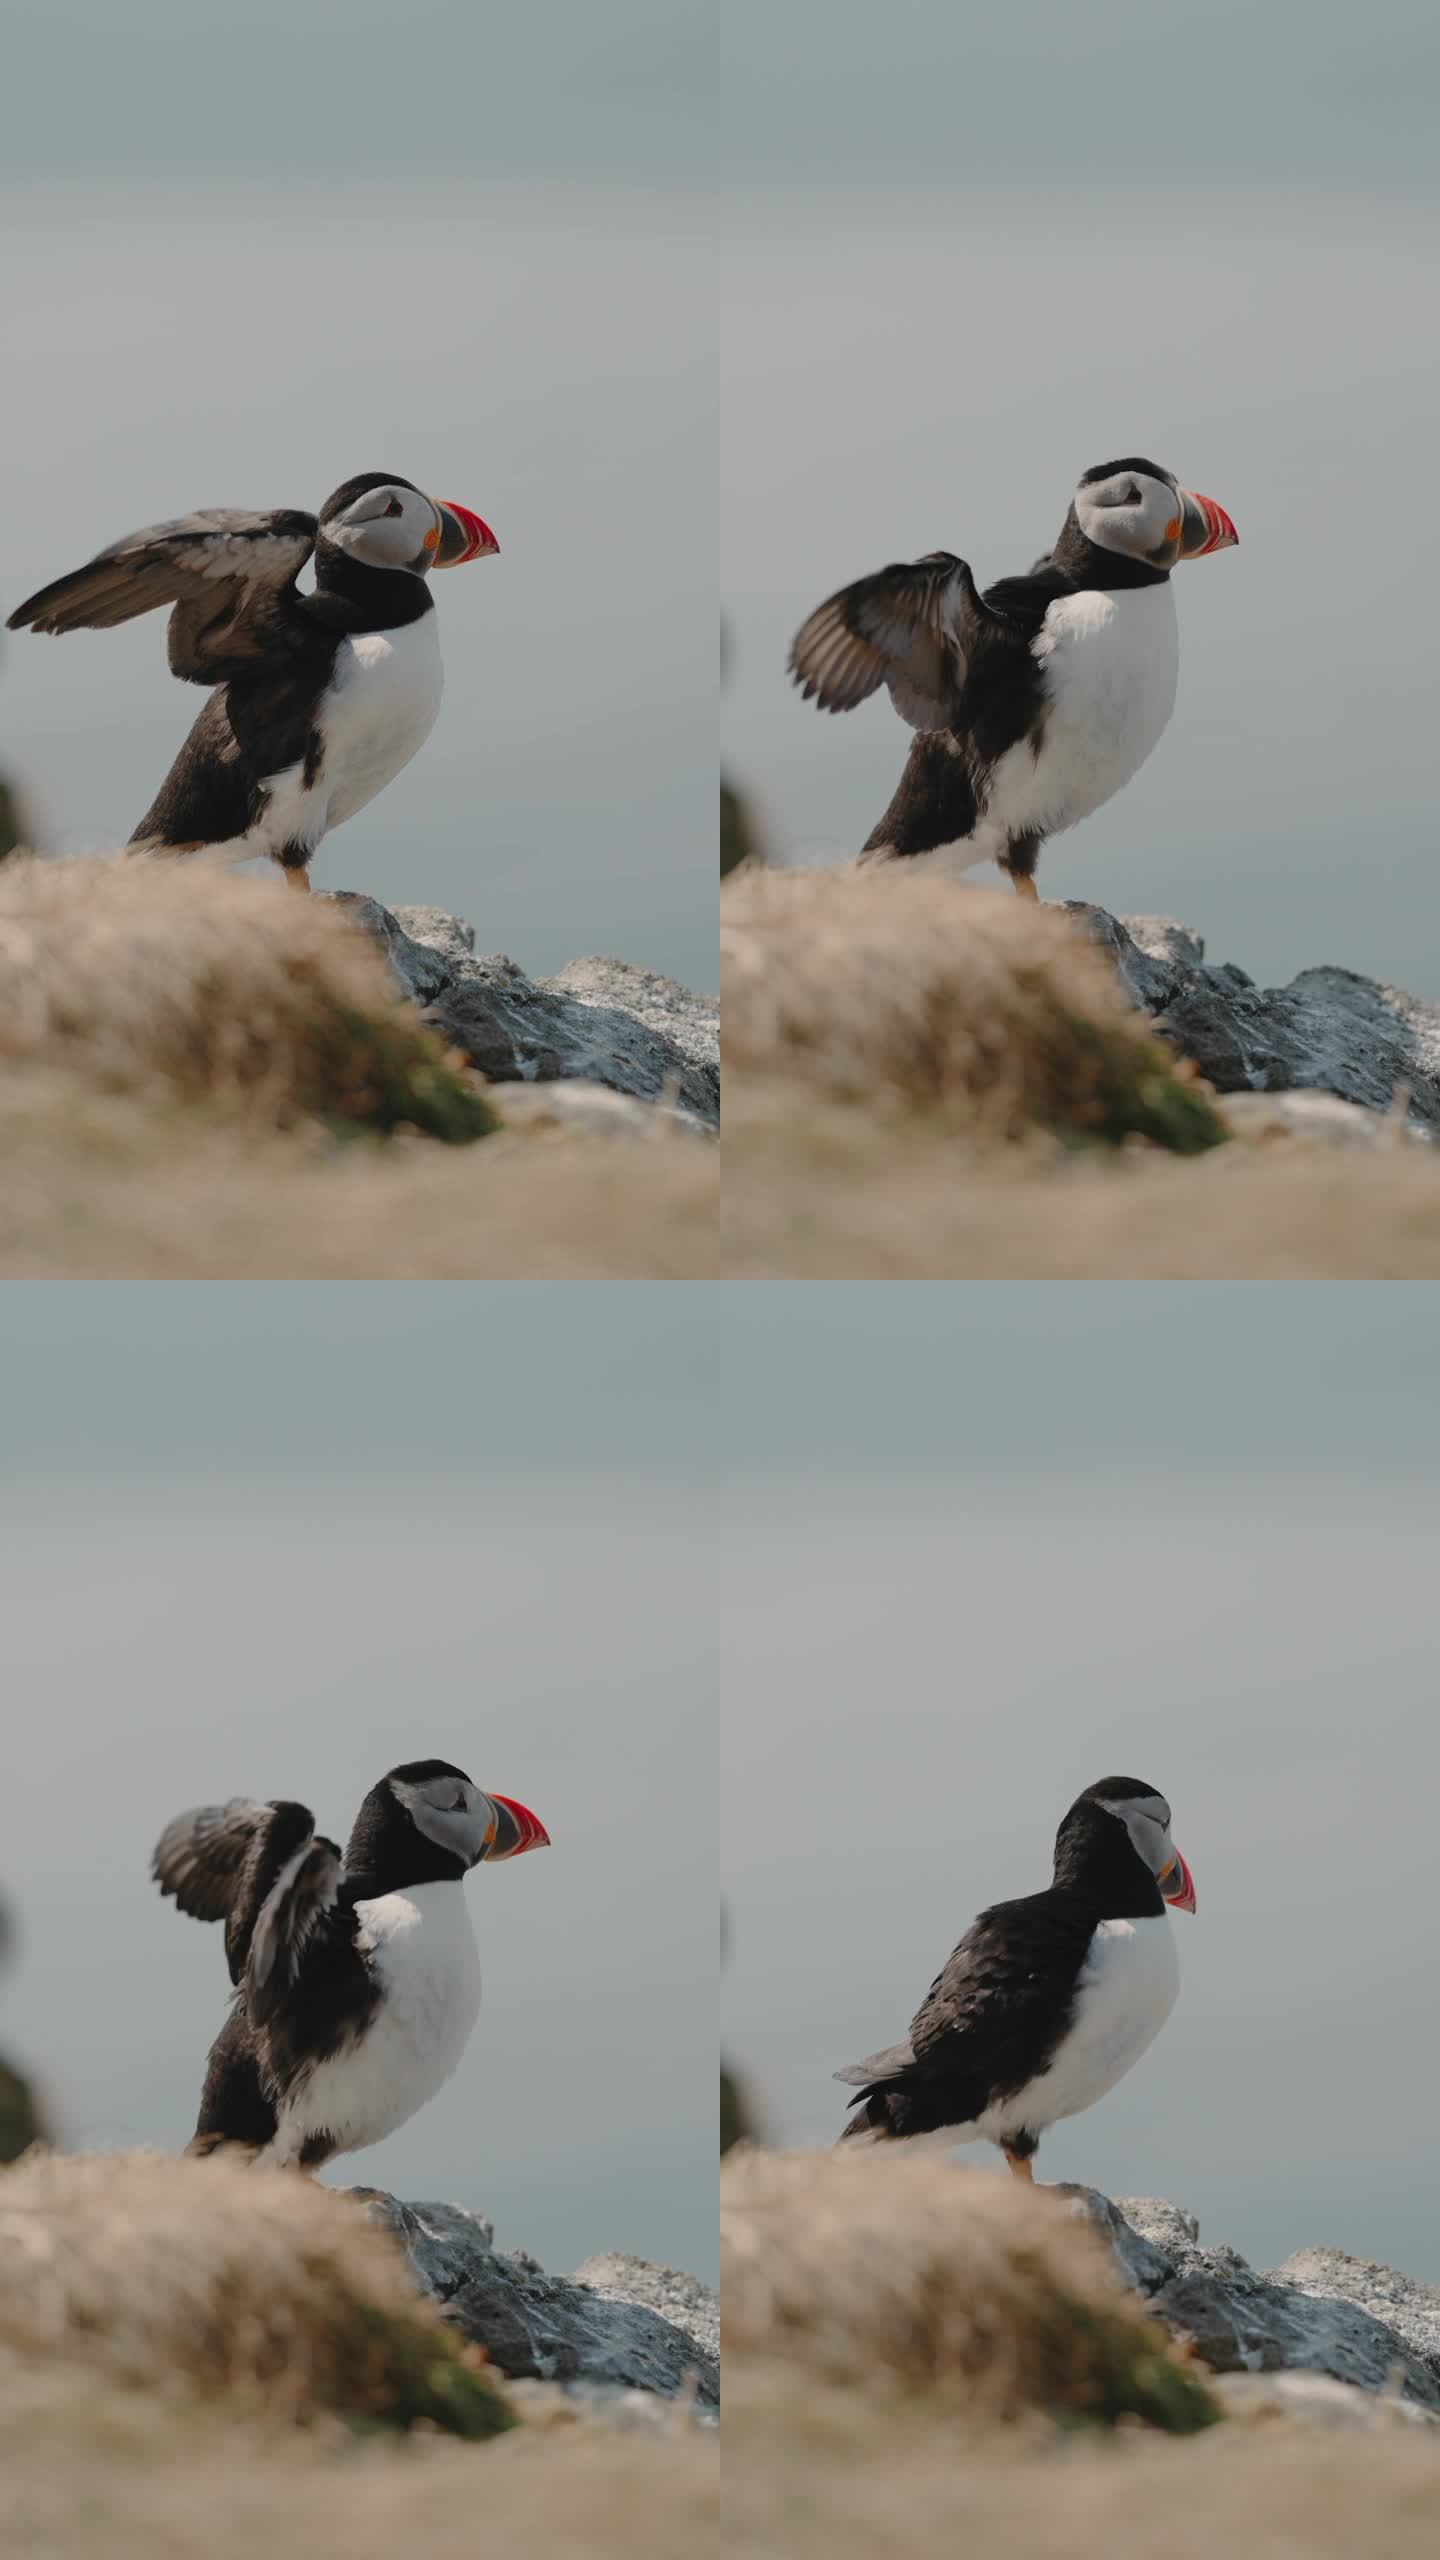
xmin=722 ymin=1073 xmax=1440 ymax=1278
xmin=0 ymin=1073 xmax=716 ymax=1276
xmin=725 ymin=2359 xmax=1440 ymax=2560
xmin=0 ymin=2149 xmax=510 ymax=2438
xmin=721 ymin=866 xmax=1225 ymax=1152
xmin=0 ymin=856 xmax=494 ymax=1141
xmin=722 ymin=2146 xmax=1215 ymax=2432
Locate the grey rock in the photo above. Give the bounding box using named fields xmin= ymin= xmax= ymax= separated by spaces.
xmin=488 ymin=1078 xmax=715 ymax=1143
xmin=1212 ymin=2370 xmax=1439 ymax=2430
xmin=1059 ymin=2185 xmax=1440 ymax=2413
xmin=1220 ymin=1090 xmax=1430 ymax=1148
xmin=328 ymin=893 xmax=719 ymax=1129
xmin=319 ymin=894 xmax=456 ymax=1005
xmin=1274 ymin=2245 xmax=1440 ymax=2376
xmin=388 ymin=904 xmax=479 ymax=971
xmin=504 ymin=2377 xmax=716 ymax=2432
xmin=1062 ymin=901 xmax=1440 ymax=1132
xmin=573 ymin=2252 xmax=721 ymax=2373
xmin=352 ymin=2189 xmax=718 ymax=2413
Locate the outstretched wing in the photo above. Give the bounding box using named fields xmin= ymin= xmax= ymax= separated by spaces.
xmin=789 ymin=550 xmax=999 ymax=730
xmin=153 ymin=1796 xmax=320 ymax=1985
xmin=6 ymin=508 xmax=317 ymax=684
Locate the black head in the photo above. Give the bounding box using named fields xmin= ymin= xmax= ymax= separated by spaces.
xmin=1057 ymin=459 xmax=1238 ymax=585
xmin=343 ymin=1758 xmax=550 ymax=1896
xmin=1052 ymin=1775 xmax=1196 ymax=1918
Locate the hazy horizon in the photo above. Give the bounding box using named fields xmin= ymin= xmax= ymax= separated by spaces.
xmin=1 ymin=2 xmax=714 ymax=992
xmin=720 ymin=1284 xmax=1440 ymax=2284
xmin=722 ymin=2 xmax=1440 ymax=1002
xmin=1 ymin=1286 xmax=716 ymax=2283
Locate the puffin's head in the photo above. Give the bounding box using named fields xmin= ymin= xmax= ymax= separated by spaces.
xmin=1064 ymin=1774 xmax=1196 ymax=1912
xmin=318 ymin=474 xmax=499 ymax=577
xmin=343 ymin=1757 xmax=548 ymax=1887
xmin=385 ymin=1760 xmax=549 ymax=1869
xmin=1072 ymin=459 xmax=1237 ymax=572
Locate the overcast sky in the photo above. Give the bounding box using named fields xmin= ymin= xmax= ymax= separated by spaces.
xmin=1 ymin=1 xmax=713 ymax=992
xmin=720 ymin=1285 xmax=1440 ymax=2284
xmin=722 ymin=0 xmax=1440 ymax=1000
xmin=0 ymin=1286 xmax=716 ymax=2282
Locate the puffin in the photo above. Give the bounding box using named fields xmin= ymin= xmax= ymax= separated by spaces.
xmin=790 ymin=459 xmax=1237 ymax=897
xmin=5 ymin=474 xmax=498 ymax=890
xmin=835 ymin=1775 xmax=1195 ymax=2178
xmin=152 ymin=1758 xmax=548 ymax=2170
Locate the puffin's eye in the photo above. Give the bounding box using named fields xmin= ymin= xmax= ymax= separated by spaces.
xmin=449 ymin=1792 xmax=466 ymax=1812
xmin=1125 ymin=487 xmax=1141 ymax=505
xmin=384 ymin=497 xmax=404 ymax=518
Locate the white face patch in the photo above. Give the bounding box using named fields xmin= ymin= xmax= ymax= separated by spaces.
xmin=1095 ymin=1790 xmax=1175 ymax=1882
xmin=390 ymin=1775 xmax=497 ymax=1868
xmin=325 ymin=484 xmax=440 ymax=574
xmin=1074 ymin=470 xmax=1181 ymax=566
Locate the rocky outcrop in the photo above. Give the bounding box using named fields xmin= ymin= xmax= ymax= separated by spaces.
xmin=355 ymin=2190 xmax=718 ymax=2416
xmin=1062 ymin=2187 xmax=1440 ymax=2414
xmin=1066 ymin=905 xmax=1440 ymax=1134
xmin=325 ymin=895 xmax=719 ymax=1132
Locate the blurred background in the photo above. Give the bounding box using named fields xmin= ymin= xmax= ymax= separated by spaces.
xmin=1 ymin=0 xmax=714 ymax=994
xmin=720 ymin=1283 xmax=1440 ymax=2281
xmin=721 ymin=0 xmax=1440 ymax=997
xmin=0 ymin=1285 xmax=716 ymax=2282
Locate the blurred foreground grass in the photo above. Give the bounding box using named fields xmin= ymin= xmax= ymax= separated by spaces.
xmin=0 ymin=2153 xmax=717 ymax=2560
xmin=0 ymin=2362 xmax=717 ymax=2560
xmin=727 ymin=2363 xmax=1440 ymax=2560
xmin=722 ymin=2152 xmax=1440 ymax=2557
xmin=721 ymin=861 xmax=1440 ymax=1277
xmin=724 ymin=1073 xmax=1440 ymax=1277
xmin=0 ymin=1075 xmax=716 ymax=1277
xmin=0 ymin=859 xmax=717 ymax=1276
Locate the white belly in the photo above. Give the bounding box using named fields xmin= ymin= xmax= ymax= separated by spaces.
xmin=204 ymin=613 xmax=445 ymax=869
xmin=317 ymin=617 xmax=446 ymax=826
xmin=978 ymin=1913 xmax=1180 ymax=2142
xmin=900 ymin=581 xmax=1179 ymax=879
xmin=270 ymin=1880 xmax=482 ymax=2164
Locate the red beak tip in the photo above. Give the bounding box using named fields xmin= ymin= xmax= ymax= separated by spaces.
xmin=441 ymin=501 xmax=499 ymax=564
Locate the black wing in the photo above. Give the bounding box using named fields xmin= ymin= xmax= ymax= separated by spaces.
xmin=244 ymin=1833 xmax=344 ymax=2030
xmin=836 ymin=1890 xmax=1095 ymax=2138
xmin=789 ymin=551 xmax=1004 ymax=729
xmin=980 ymin=559 xmax=1078 ymax=636
xmin=6 ymin=508 xmax=317 ymax=685
xmin=153 ymin=1795 xmax=320 ymax=1985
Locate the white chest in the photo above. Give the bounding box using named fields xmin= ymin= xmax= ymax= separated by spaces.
xmin=281 ymin=1881 xmax=482 ymax=2156
xmin=984 ymin=1913 xmax=1180 ymax=2139
xmin=983 ymin=579 xmax=1179 ymax=846
xmin=316 ymin=614 xmax=446 ymax=825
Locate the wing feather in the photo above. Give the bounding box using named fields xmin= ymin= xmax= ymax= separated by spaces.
xmin=6 ymin=508 xmax=317 ymax=682
xmin=153 ymin=1795 xmax=320 ymax=1983
xmin=151 ymin=1799 xmax=274 ymax=1923
xmin=790 ymin=551 xmax=991 ymax=730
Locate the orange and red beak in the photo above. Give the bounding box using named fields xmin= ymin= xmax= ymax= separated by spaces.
xmin=484 ymin=1791 xmax=550 ymax=1860
xmin=434 ymin=500 xmax=500 ymax=567
xmin=1177 ymin=490 xmax=1238 ymax=560
xmin=1159 ymin=1847 xmax=1197 ymax=1913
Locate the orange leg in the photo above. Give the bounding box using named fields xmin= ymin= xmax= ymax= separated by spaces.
xmin=283 ymin=865 xmax=312 ymax=894
xmin=1003 ymin=2149 xmax=1035 ymax=2181
xmin=1010 ymin=874 xmax=1039 ymax=902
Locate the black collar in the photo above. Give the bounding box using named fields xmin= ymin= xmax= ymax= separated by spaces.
xmin=306 ymin=537 xmax=435 ymax=633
